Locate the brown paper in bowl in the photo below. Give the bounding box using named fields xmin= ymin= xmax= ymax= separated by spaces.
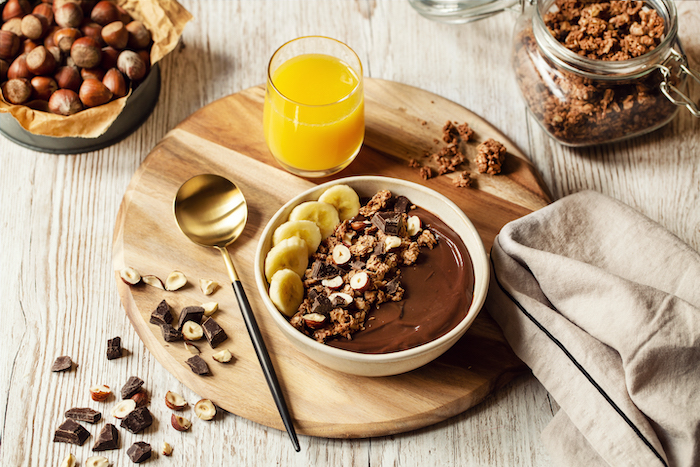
xmin=0 ymin=0 xmax=193 ymax=139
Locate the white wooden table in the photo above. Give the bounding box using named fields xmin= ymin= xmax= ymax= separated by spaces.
xmin=1 ymin=1 xmax=698 ymax=466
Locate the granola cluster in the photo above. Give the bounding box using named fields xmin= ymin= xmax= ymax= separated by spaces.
xmin=514 ymin=0 xmax=678 ymax=145
xmin=290 ymin=190 xmax=438 ymax=344
xmin=475 ymin=138 xmax=507 ymax=175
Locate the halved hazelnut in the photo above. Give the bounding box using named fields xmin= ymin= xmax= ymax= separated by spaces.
xmin=407 ymin=215 xmax=421 ymax=236
xmin=181 ymin=321 xmax=203 ymax=341
xmin=110 ymin=399 xmax=136 ymax=419
xmin=350 ymin=271 xmax=370 ymax=291
xmin=183 ymin=341 xmax=200 ymax=354
xmin=201 ymin=301 xmax=218 ymax=316
xmin=384 ymin=235 xmax=402 ymax=251
xmin=142 ymin=274 xmax=164 ymax=289
xmin=329 ymin=292 xmax=353 ymax=307
xmin=89 ymin=384 xmax=111 ymax=401
xmin=332 ymin=244 xmax=351 ymax=265
xmin=194 ymin=399 xmax=216 ymax=421
xmin=303 ymin=313 xmax=327 ymax=329
xmin=59 ymin=453 xmax=76 ymax=467
xmin=164 ymin=390 xmax=187 ymax=410
xmin=199 ymin=278 xmax=218 ymax=295
xmin=212 ymin=349 xmax=232 ymax=363
xmin=165 ymin=270 xmax=187 ymax=291
xmin=171 ymin=413 xmax=191 ymax=432
xmin=84 ymin=456 xmax=109 ymax=467
xmin=162 ymin=441 xmax=173 ymax=456
xmin=321 ymin=275 xmax=343 ymax=290
xmin=119 ymin=266 xmax=141 ymax=285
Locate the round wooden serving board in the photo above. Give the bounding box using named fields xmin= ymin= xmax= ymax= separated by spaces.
xmin=113 ymin=78 xmax=551 ymax=438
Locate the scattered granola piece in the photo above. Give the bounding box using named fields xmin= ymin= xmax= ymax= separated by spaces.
xmin=454 ymin=171 xmax=473 ymax=188
xmin=419 ymin=166 xmax=433 ymax=180
xmin=476 ymin=138 xmax=507 ymax=175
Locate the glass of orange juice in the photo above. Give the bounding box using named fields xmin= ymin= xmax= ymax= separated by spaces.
xmin=263 ymin=36 xmax=364 ymax=178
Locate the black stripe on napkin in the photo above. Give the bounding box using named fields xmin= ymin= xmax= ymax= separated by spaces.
xmin=490 ymin=250 xmax=668 ymax=467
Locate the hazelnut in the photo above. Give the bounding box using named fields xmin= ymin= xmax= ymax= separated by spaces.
xmin=32 ymin=3 xmax=54 ymax=24
xmin=26 ymin=45 xmax=56 ymax=75
xmin=46 ymin=45 xmax=62 ymax=64
xmin=110 ymin=399 xmax=136 ymax=419
xmin=211 ymin=348 xmax=232 ymax=363
xmin=199 ymin=279 xmax=218 ymax=295
xmin=54 ymin=27 xmax=82 ymax=53
xmin=171 ymin=414 xmax=191 ymax=432
xmin=182 ymin=321 xmax=203 ymax=341
xmin=194 ymin=399 xmax=217 ymax=421
xmin=80 ymin=22 xmax=104 ymax=46
xmin=90 ymin=1 xmax=120 ymax=26
xmin=59 ymin=453 xmax=77 ymax=467
xmin=116 ymin=5 xmax=132 ymax=24
xmin=130 ymin=389 xmax=149 ymax=407
xmin=201 ymin=301 xmax=219 ymax=316
xmin=329 ymin=291 xmax=353 ymax=306
xmin=119 ymin=266 xmax=141 ymax=285
xmin=49 ymin=88 xmax=83 ymax=115
xmin=332 ymin=244 xmax=351 ymax=265
xmin=81 ymin=66 xmax=104 ymax=81
xmin=54 ymin=65 xmax=82 ymax=91
xmin=321 ymin=275 xmax=343 ymax=289
xmin=0 ymin=59 xmax=8 ymax=81
xmin=30 ymin=76 xmax=57 ymax=100
xmin=102 ymin=67 xmax=126 ymax=97
xmin=101 ymin=20 xmax=127 ymax=49
xmin=79 ymin=78 xmax=112 ymax=107
xmin=70 ymin=36 xmax=101 ymax=68
xmin=117 ymin=49 xmax=146 ymax=81
xmin=1 ymin=18 xmax=23 ymax=37
xmin=22 ymin=39 xmax=38 ymax=54
xmin=89 ymin=384 xmax=112 ymax=401
xmin=43 ymin=25 xmax=60 ymax=48
xmin=52 ymin=0 xmax=80 ymax=12
xmin=350 ymin=271 xmax=370 ymax=291
xmin=0 ymin=30 xmax=21 ymax=61
xmin=54 ymin=2 xmax=83 ymax=29
xmin=100 ymin=46 xmax=118 ymax=69
xmin=142 ymin=274 xmax=164 ymax=289
xmin=162 ymin=441 xmax=173 ymax=456
xmin=7 ymin=53 xmax=30 ymax=79
xmin=125 ymin=20 xmax=151 ymax=49
xmin=407 ymin=215 xmax=421 ymax=236
xmin=2 ymin=0 xmax=31 ymax=22
xmin=164 ymin=270 xmax=187 ymax=291
xmin=302 ymin=313 xmax=328 ymax=329
xmin=183 ymin=341 xmax=200 ymax=354
xmin=164 ymin=390 xmax=187 ymax=410
xmin=1 ymin=78 xmax=31 ymax=104
xmin=20 ymin=14 xmax=48 ymax=41
xmin=84 ymin=456 xmax=109 ymax=467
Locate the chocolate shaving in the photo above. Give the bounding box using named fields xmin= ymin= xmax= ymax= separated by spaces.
xmin=51 ymin=356 xmax=73 ymax=372
xmin=201 ymin=317 xmax=228 ymax=348
xmin=65 ymin=407 xmax=101 ymax=424
xmin=120 ymin=376 xmax=144 ymax=399
xmin=53 ymin=419 xmax=90 ymax=446
xmin=120 ymin=407 xmax=153 ymax=434
xmin=149 ymin=299 xmax=172 ymax=326
xmin=92 ymin=423 xmax=119 ymax=451
xmin=106 ymin=337 xmax=122 ymax=360
xmin=310 ymin=260 xmax=342 ymax=280
xmin=127 ymin=441 xmax=152 ymax=463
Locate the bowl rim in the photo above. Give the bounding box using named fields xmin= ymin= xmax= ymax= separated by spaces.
xmin=254 ymin=175 xmax=490 ymax=364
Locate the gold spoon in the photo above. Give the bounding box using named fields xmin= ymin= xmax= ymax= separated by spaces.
xmin=173 ymin=173 xmax=300 ymax=452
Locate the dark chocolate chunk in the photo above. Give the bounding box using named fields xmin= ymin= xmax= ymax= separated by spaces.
xmin=201 ymin=317 xmax=228 ymax=348
xmin=92 ymin=423 xmax=119 ymax=451
xmin=121 ymin=376 xmax=144 ymax=399
xmin=311 ymin=294 xmax=333 ymax=315
xmin=176 ymin=306 xmax=205 ymax=331
xmin=149 ymin=299 xmax=172 ymax=326
xmin=120 ymin=406 xmax=153 ymax=434
xmin=65 ymin=407 xmax=101 ymax=424
xmin=371 ymin=211 xmax=404 ymax=235
xmin=350 ymin=260 xmax=366 ymax=270
xmin=393 ymin=196 xmax=411 ymax=213
xmin=310 ymin=260 xmax=342 ymax=280
xmin=106 ymin=337 xmax=122 ymax=360
xmin=186 ymin=355 xmax=210 ymax=375
xmin=373 ymin=241 xmax=386 ymax=256
xmin=307 ymin=285 xmax=323 ymax=302
xmin=53 ymin=419 xmax=90 ymax=445
xmin=127 ymin=441 xmax=152 ymax=463
xmin=51 ymin=356 xmax=73 ymax=372
xmin=161 ymin=323 xmax=182 ymax=342
xmin=386 ymin=275 xmax=402 ymax=295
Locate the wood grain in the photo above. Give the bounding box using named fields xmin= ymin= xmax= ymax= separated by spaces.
xmin=113 ymin=78 xmax=550 ymax=438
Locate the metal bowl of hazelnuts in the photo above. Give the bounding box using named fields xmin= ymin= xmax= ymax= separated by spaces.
xmin=0 ymin=0 xmax=160 ymax=154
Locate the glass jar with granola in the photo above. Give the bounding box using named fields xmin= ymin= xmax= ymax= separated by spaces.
xmin=512 ymin=0 xmax=700 ymax=146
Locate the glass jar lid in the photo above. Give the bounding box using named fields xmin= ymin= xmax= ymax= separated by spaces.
xmin=408 ymin=0 xmax=521 ymax=24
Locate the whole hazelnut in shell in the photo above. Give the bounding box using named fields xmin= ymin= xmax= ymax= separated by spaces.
xmin=20 ymin=14 xmax=49 ymax=41
xmin=0 ymin=30 xmax=21 ymax=61
xmin=102 ymin=67 xmax=126 ymax=98
xmin=117 ymin=50 xmax=146 ymax=81
xmin=32 ymin=3 xmax=55 ymax=24
xmin=0 ymin=58 xmax=9 ymax=81
xmin=2 ymin=0 xmax=31 ymax=22
xmin=90 ymin=1 xmax=120 ymax=26
xmin=125 ymin=21 xmax=151 ymax=50
xmin=2 ymin=77 xmax=32 ymax=104
xmin=54 ymin=65 xmax=82 ymax=91
xmin=1 ymin=18 xmax=23 ymax=37
xmin=79 ymin=77 xmax=112 ymax=107
xmin=26 ymin=45 xmax=57 ymax=76
xmin=54 ymin=2 xmax=84 ymax=29
xmin=54 ymin=28 xmax=82 ymax=53
xmin=30 ymin=75 xmax=58 ymax=100
xmin=7 ymin=53 xmax=30 ymax=79
xmin=48 ymin=88 xmax=83 ymax=115
xmin=101 ymin=21 xmax=128 ymax=50
xmin=71 ymin=36 xmax=102 ymax=69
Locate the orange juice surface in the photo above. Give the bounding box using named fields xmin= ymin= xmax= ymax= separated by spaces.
xmin=264 ymin=53 xmax=364 ymax=173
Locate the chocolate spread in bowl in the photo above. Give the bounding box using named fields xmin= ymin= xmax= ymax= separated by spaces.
xmin=327 ymin=207 xmax=474 ymax=354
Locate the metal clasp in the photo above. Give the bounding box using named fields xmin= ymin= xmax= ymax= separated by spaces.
xmin=658 ymin=48 xmax=700 ymax=117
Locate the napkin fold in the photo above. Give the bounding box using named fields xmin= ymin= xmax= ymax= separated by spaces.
xmin=487 ymin=191 xmax=700 ymax=467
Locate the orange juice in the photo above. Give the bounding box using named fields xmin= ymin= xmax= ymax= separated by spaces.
xmin=264 ymin=51 xmax=364 ymax=176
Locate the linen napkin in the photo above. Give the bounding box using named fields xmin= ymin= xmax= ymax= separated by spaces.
xmin=487 ymin=191 xmax=700 ymax=467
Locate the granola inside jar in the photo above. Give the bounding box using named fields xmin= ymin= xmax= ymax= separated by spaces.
xmin=512 ymin=0 xmax=691 ymax=146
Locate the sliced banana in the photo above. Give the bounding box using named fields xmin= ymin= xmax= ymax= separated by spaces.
xmin=272 ymin=220 xmax=322 ymax=256
xmin=289 ymin=201 xmax=340 ymax=238
xmin=264 ymin=236 xmax=309 ymax=282
xmin=268 ymin=269 xmax=305 ymax=317
xmin=318 ymin=184 xmax=361 ymax=221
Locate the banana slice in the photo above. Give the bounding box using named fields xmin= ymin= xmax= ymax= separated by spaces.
xmin=318 ymin=185 xmax=361 ymax=221
xmin=264 ymin=236 xmax=309 ymax=282
xmin=268 ymin=269 xmax=304 ymax=317
xmin=288 ymin=201 xmax=340 ymax=238
xmin=272 ymin=220 xmax=322 ymax=256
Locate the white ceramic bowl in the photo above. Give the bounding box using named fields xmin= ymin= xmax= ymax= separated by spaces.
xmin=254 ymin=176 xmax=489 ymax=377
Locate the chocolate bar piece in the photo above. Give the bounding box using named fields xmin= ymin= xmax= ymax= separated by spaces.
xmin=127 ymin=441 xmax=152 ymax=463
xmin=371 ymin=211 xmax=405 ymax=235
xmin=149 ymin=299 xmax=172 ymax=326
xmin=310 ymin=260 xmax=342 ymax=280
xmin=310 ymin=295 xmax=332 ymax=316
xmin=186 ymin=355 xmax=210 ymax=375
xmin=161 ymin=323 xmax=182 ymax=342
xmin=176 ymin=306 xmax=204 ymax=331
xmin=92 ymin=423 xmax=119 ymax=451
xmin=120 ymin=406 xmax=153 ymax=434
xmin=51 ymin=356 xmax=73 ymax=372
xmin=65 ymin=407 xmax=101 ymax=424
xmin=393 ymin=195 xmax=412 ymax=213
xmin=202 ymin=317 xmax=228 ymax=348
xmin=106 ymin=337 xmax=122 ymax=360
xmin=53 ymin=419 xmax=90 ymax=446
xmin=120 ymin=376 xmax=144 ymax=399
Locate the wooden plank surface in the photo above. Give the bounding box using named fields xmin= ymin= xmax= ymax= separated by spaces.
xmin=1 ymin=1 xmax=698 ymax=466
